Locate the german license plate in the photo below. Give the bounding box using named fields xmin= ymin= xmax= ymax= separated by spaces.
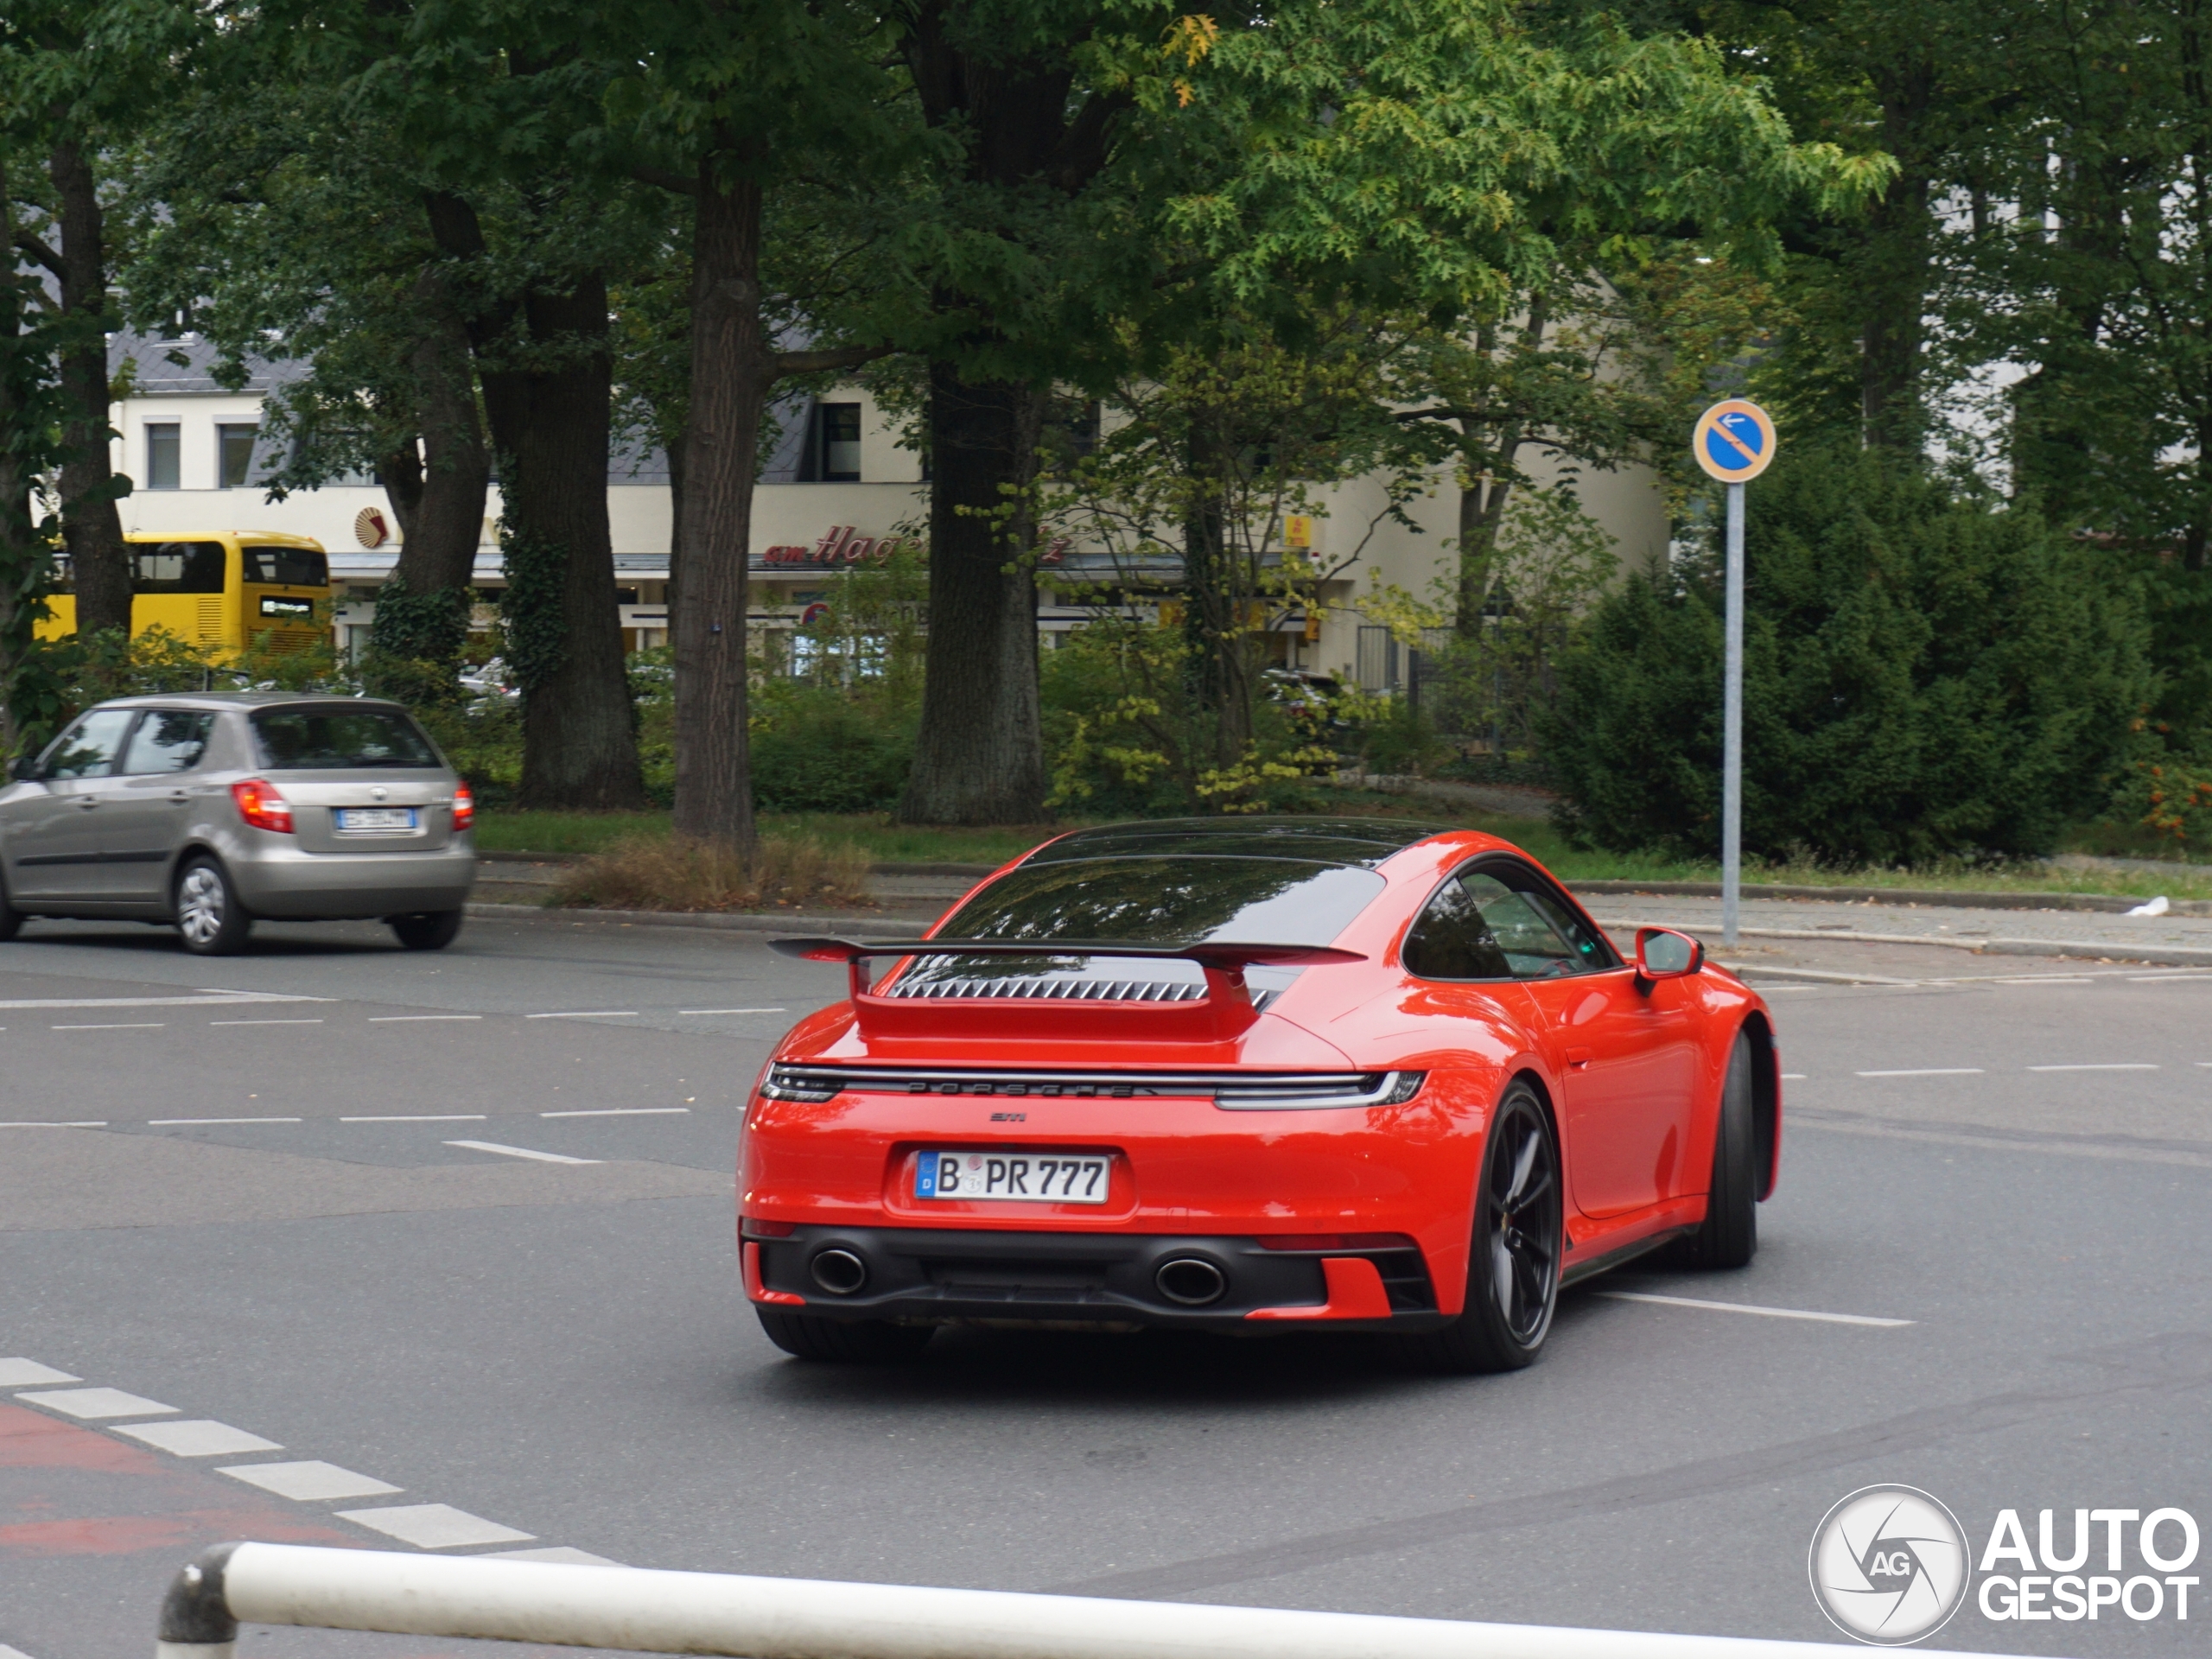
xmin=335 ymin=807 xmax=417 ymax=831
xmin=915 ymin=1151 xmax=1110 ymax=1204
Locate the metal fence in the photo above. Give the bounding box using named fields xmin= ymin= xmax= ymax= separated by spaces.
xmin=157 ymin=1541 xmax=2009 ymax=1659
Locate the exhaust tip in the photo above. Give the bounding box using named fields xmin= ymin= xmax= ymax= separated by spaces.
xmin=810 ymin=1249 xmax=868 ymax=1295
xmin=1155 ymin=1256 xmax=1227 ymax=1306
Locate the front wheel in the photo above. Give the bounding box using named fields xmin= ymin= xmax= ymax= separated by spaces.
xmin=755 ymin=1308 xmax=934 ymax=1363
xmin=391 ymin=911 xmax=464 ymax=951
xmin=1410 ymin=1083 xmax=1561 ymax=1375
xmin=175 ymin=856 xmax=252 ymax=956
xmin=1677 ymin=1031 xmax=1758 ymax=1269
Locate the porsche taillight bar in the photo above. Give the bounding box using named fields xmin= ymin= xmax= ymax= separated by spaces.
xmin=760 ymin=1064 xmax=1425 ymax=1109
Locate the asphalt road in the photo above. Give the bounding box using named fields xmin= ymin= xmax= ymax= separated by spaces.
xmin=3 ymin=910 xmax=2209 ymax=1657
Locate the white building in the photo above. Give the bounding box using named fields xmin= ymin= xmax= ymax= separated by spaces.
xmin=104 ymin=334 xmax=1669 ymax=688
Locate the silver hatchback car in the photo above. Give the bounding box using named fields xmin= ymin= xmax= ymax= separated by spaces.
xmin=0 ymin=692 xmax=476 ymax=955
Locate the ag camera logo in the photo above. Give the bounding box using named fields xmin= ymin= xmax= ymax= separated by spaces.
xmin=1808 ymin=1485 xmax=1971 ymax=1645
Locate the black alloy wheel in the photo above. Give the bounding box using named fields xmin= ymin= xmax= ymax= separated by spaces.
xmin=1412 ymin=1083 xmax=1561 ymax=1374
xmin=755 ymin=1307 xmax=935 ymax=1363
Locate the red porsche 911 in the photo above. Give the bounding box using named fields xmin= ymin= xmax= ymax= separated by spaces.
xmin=746 ymin=817 xmax=1779 ymax=1372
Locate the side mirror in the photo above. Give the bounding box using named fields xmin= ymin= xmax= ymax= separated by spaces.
xmin=1635 ymin=926 xmax=1702 ymax=988
xmin=7 ymin=757 xmax=40 ymax=783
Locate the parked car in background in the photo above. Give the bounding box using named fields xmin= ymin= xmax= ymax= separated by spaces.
xmin=0 ymin=692 xmax=475 ymax=955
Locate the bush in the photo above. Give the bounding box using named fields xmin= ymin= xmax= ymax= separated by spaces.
xmin=1543 ymin=448 xmax=2153 ymax=865
xmin=552 ymin=832 xmax=871 ymax=911
xmin=750 ymin=679 xmax=918 ymax=813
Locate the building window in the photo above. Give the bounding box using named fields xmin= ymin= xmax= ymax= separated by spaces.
xmin=146 ymin=423 xmax=181 ymax=490
xmin=217 ymin=423 xmax=259 ymax=488
xmin=818 ymin=403 xmax=861 ymax=481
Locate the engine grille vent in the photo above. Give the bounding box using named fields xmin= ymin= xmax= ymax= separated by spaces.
xmin=880 ymin=976 xmax=1205 ymax=1003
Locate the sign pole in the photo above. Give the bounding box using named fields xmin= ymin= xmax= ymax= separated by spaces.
xmin=1689 ymin=397 xmax=1775 ymax=953
xmin=1722 ymin=481 xmax=1744 ymax=948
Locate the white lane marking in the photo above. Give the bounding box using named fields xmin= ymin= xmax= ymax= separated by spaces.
xmin=444 ymin=1140 xmax=600 ymax=1166
xmin=524 ymin=1010 xmax=639 ymax=1020
xmin=220 ymin=1459 xmax=403 ymax=1501
xmin=16 ymin=1387 xmax=177 ymax=1419
xmin=368 ymin=1014 xmax=482 ymax=1022
xmin=1781 ymin=1073 xmax=1808 ymax=1080
xmin=2 ymin=1643 xmax=45 ymax=1659
xmin=1855 ymin=1068 xmax=1984 ymax=1077
xmin=335 ymin=1503 xmax=533 ymax=1549
xmin=1993 ymin=976 xmax=2094 ymax=985
xmin=117 ymin=1419 xmax=283 ymax=1457
xmin=539 ymin=1107 xmax=690 ymax=1118
xmin=0 ymin=1358 xmax=80 ymax=1387
xmin=148 ymin=1117 xmax=303 ymax=1126
xmin=2027 ymin=1063 xmax=2158 ymax=1072
xmin=52 ymin=1022 xmax=162 ymax=1030
xmin=2129 ymin=973 xmax=2212 ymax=982
xmin=0 ymin=994 xmax=322 ymax=1010
xmin=341 ymin=1114 xmax=486 ymax=1122
xmin=1596 ymin=1291 xmax=1913 ymax=1328
xmin=679 ymin=1007 xmax=787 ymax=1015
xmin=209 ymin=1018 xmax=325 ymax=1027
xmin=489 ymin=1545 xmax=620 ymax=1567
xmin=0 ymin=1121 xmax=106 ymax=1128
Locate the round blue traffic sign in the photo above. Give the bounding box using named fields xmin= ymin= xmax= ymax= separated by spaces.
xmin=1693 ymin=399 xmax=1777 ymax=482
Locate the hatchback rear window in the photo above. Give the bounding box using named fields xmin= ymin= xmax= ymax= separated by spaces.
xmin=252 ymin=708 xmax=439 ymax=770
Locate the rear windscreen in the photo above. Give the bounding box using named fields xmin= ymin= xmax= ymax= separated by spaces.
xmin=252 ymin=708 xmax=439 ymax=770
xmin=241 ymin=546 xmax=328 ymax=587
xmin=898 ymin=855 xmax=1386 ymax=996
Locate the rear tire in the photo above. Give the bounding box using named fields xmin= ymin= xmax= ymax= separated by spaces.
xmin=391 ymin=911 xmax=464 ymax=951
xmin=175 ymin=856 xmax=252 ymax=956
xmin=1409 ymin=1083 xmax=1561 ymax=1375
xmin=1678 ymin=1030 xmax=1758 ymax=1269
xmin=755 ymin=1308 xmax=934 ymax=1363
xmin=0 ymin=872 xmax=22 ymax=942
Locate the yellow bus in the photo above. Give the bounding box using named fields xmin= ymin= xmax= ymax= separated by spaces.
xmin=38 ymin=531 xmax=333 ymax=656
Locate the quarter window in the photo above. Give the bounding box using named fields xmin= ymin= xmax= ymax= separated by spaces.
xmin=120 ymin=711 xmax=215 ymax=775
xmin=1404 ymin=862 xmax=1615 ymax=982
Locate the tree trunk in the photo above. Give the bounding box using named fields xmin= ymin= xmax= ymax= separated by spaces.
xmin=664 ymin=423 xmax=687 ymax=649
xmin=1180 ymin=421 xmax=1245 ymax=766
xmin=671 ymin=158 xmax=767 ymax=854
xmin=899 ymin=365 xmax=1047 ymax=823
xmin=372 ymin=264 xmax=490 ymax=668
xmin=1859 ymin=64 xmax=1936 ymax=455
xmin=422 ymin=191 xmax=642 ymax=808
xmin=1452 ymin=302 xmax=1543 ymax=643
xmin=48 ymin=138 xmax=130 ymax=639
xmin=0 ymin=159 xmax=49 ymax=753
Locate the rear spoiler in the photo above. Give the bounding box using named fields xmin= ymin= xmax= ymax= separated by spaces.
xmin=769 ymin=937 xmax=1364 ymax=1039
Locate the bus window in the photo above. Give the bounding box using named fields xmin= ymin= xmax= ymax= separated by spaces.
xmin=241 ymin=545 xmax=329 ymax=587
xmin=132 ymin=543 xmax=226 ymax=594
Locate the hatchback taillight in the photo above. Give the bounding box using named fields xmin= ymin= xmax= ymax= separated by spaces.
xmin=231 ymin=778 xmax=293 ymax=833
xmin=451 ymin=779 xmax=474 ymax=832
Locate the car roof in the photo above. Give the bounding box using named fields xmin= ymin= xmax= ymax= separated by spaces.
xmin=1024 ymin=816 xmax=1457 ymax=870
xmin=87 ymin=691 xmax=405 ymax=714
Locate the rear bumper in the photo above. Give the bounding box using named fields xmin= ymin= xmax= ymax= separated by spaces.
xmin=740 ymin=1224 xmax=1445 ymax=1334
xmin=231 ymin=837 xmax=475 ymax=918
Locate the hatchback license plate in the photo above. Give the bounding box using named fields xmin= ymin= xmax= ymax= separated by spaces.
xmin=335 ymin=807 xmax=417 ymax=830
xmin=916 ymin=1151 xmax=1109 ymax=1204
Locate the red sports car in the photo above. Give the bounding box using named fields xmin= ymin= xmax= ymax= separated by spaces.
xmin=746 ymin=817 xmax=1779 ymax=1371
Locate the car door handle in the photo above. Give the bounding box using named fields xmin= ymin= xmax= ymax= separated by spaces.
xmin=1566 ymin=1046 xmax=1595 ymax=1068
xmin=74 ymin=796 xmax=99 ymax=809
xmin=169 ymin=791 xmax=189 ymax=803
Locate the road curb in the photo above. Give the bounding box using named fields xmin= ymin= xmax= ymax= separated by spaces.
xmin=463 ymin=902 xmax=930 ymax=938
xmin=1575 ymin=879 xmax=2212 ymax=916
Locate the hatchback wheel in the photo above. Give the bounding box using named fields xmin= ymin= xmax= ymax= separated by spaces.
xmin=1412 ymin=1083 xmax=1560 ymax=1375
xmin=175 ymin=856 xmax=251 ymax=956
xmin=390 ymin=911 xmax=463 ymax=951
xmin=0 ymin=872 xmax=22 ymax=942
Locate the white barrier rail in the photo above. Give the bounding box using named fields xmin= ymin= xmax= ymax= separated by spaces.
xmin=158 ymin=1541 xmax=2012 ymax=1659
